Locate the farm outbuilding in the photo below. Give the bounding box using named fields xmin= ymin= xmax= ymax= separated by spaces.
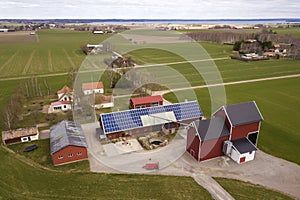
xmin=186 ymin=117 xmax=230 ymax=161
xmin=129 ymin=95 xmax=163 ymax=109
xmin=99 ymin=101 xmax=203 ymax=141
xmin=2 ymin=127 xmax=39 ymax=145
xmin=187 ymin=101 xmax=263 ymax=164
xmin=213 ymin=101 xmax=263 ymax=143
xmin=50 ymin=120 xmax=88 ymax=166
xmin=82 ymin=82 xmax=104 ymax=95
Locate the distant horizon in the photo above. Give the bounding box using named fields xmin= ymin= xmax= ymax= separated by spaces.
xmin=2 ymin=18 xmax=300 ymax=20
xmin=1 ymin=1 xmax=299 ymax=20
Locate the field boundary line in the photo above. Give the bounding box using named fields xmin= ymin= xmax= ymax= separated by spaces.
xmin=48 ymin=50 xmax=53 ymax=72
xmin=0 ymin=51 xmax=19 ymax=74
xmin=22 ymin=49 xmax=36 ymax=74
xmin=153 ymin=74 xmax=300 ymax=97
xmin=63 ymin=48 xmax=76 ymax=69
xmin=135 ymin=57 xmax=229 ymax=68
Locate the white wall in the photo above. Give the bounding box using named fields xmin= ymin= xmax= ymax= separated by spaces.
xmin=30 ymin=134 xmax=39 ymax=141
xmin=83 ymin=89 xmax=104 ymax=95
xmin=229 ymin=148 xmax=256 ymax=164
xmin=230 ymin=148 xmax=240 ymax=163
xmin=94 ymin=88 xmax=104 ymax=94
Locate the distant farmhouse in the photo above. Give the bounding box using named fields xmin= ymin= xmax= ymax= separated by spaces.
xmin=129 ymin=95 xmax=163 ymax=109
xmin=0 ymin=29 xmax=8 ymax=32
xmin=50 ymin=120 xmax=88 ymax=166
xmin=49 ymin=85 xmax=73 ymax=113
xmin=2 ymin=127 xmax=39 ymax=145
xmin=94 ymin=95 xmax=114 ymax=109
xmin=187 ymin=101 xmax=263 ymax=164
xmin=82 ymin=82 xmax=104 ymax=95
xmin=99 ymin=101 xmax=203 ymax=140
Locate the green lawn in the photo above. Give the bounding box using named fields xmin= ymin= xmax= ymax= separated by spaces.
xmin=214 ymin=178 xmax=294 ymax=200
xmin=0 ymin=146 xmax=212 ymax=200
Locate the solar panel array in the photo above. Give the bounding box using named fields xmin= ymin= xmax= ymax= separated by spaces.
xmin=101 ymin=101 xmax=203 ymax=134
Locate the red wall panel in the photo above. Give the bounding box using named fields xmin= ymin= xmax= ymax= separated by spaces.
xmin=52 ymin=146 xmax=88 ymax=166
xmin=200 ymin=136 xmax=229 ymax=161
xmin=231 ymin=122 xmax=260 ymax=140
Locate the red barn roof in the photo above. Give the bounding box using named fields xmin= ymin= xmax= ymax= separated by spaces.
xmin=82 ymin=82 xmax=103 ymax=90
xmin=57 ymin=85 xmax=72 ymax=94
xmin=131 ymin=95 xmax=163 ymax=105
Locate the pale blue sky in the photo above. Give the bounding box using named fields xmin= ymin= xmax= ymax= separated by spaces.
xmin=0 ymin=0 xmax=299 ymax=19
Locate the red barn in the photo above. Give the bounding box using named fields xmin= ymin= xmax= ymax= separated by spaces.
xmin=50 ymin=120 xmax=88 ymax=166
xmin=213 ymin=101 xmax=263 ymax=145
xmin=187 ymin=117 xmax=230 ymax=161
xmin=129 ymin=95 xmax=163 ymax=109
xmin=187 ymin=101 xmax=263 ymax=164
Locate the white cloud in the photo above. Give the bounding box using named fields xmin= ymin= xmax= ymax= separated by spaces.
xmin=0 ymin=0 xmax=299 ymax=19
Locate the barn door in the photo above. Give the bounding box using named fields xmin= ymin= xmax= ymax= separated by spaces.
xmin=248 ymin=132 xmax=258 ymax=145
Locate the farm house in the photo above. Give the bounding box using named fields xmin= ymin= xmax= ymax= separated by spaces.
xmin=57 ymin=85 xmax=73 ymax=102
xmin=49 ymin=85 xmax=73 ymax=113
xmin=2 ymin=127 xmax=39 ymax=145
xmin=49 ymin=101 xmax=72 ymax=112
xmin=94 ymin=95 xmax=114 ymax=109
xmin=82 ymin=82 xmax=104 ymax=95
xmin=187 ymin=101 xmax=263 ymax=164
xmin=129 ymin=95 xmax=163 ymax=109
xmin=50 ymin=120 xmax=88 ymax=166
xmin=99 ymin=101 xmax=203 ymax=141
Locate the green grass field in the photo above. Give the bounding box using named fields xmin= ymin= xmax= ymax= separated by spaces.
xmin=0 ymin=147 xmax=213 ymax=200
xmin=0 ymin=29 xmax=110 ymax=78
xmin=214 ymin=178 xmax=294 ymax=200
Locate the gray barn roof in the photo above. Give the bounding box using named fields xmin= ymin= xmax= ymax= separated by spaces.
xmin=194 ymin=117 xmax=230 ymax=141
xmin=232 ymin=137 xmax=257 ymax=154
xmin=50 ymin=120 xmax=87 ymax=155
xmin=224 ymin=101 xmax=263 ymax=126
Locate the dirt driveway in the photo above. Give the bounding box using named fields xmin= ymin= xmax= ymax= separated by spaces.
xmin=83 ymin=121 xmax=300 ymax=199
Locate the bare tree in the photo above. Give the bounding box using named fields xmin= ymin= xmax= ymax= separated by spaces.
xmin=2 ymin=103 xmax=15 ymax=130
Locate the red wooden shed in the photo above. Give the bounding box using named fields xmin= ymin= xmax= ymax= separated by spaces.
xmin=130 ymin=95 xmax=163 ymax=109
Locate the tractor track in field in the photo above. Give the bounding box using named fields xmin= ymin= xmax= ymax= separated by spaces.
xmin=48 ymin=50 xmax=53 ymax=72
xmin=0 ymin=51 xmax=19 ymax=74
xmin=63 ymin=48 xmax=76 ymax=69
xmin=22 ymin=49 xmax=36 ymax=74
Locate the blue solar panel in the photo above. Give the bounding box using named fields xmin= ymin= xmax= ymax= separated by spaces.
xmin=100 ymin=101 xmax=203 ymax=134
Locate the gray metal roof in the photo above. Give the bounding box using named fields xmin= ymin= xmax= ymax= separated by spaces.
xmin=232 ymin=137 xmax=257 ymax=154
xmin=50 ymin=120 xmax=87 ymax=155
xmin=225 ymin=101 xmax=263 ymax=126
xmin=194 ymin=117 xmax=230 ymax=141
